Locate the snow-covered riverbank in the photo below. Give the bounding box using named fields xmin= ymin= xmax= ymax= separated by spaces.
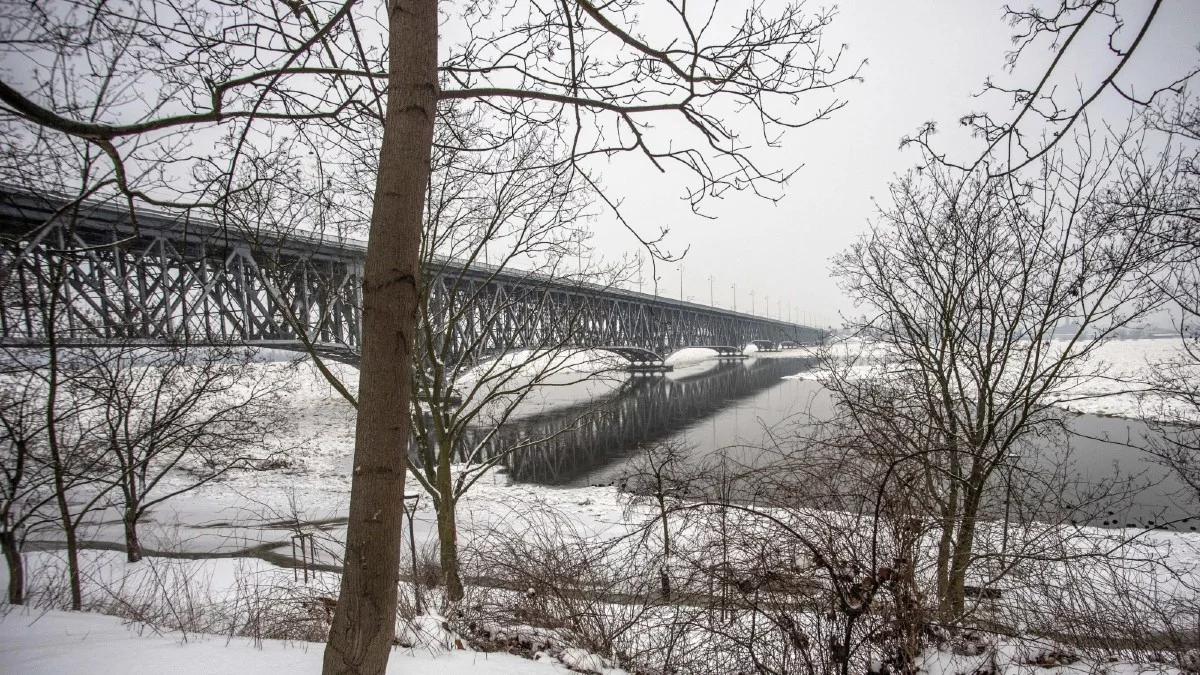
xmin=5 ymin=339 xmax=1198 ymax=673
xmin=22 ymin=337 xmax=1199 ymax=564
xmin=785 ymin=337 xmax=1199 ymax=421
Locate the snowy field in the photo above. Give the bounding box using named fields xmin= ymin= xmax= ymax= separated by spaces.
xmin=3 ymin=339 xmax=1198 ymax=672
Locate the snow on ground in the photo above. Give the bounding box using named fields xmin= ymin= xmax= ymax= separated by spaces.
xmin=1 ymin=609 xmax=1189 ymax=675
xmin=784 ymin=336 xmax=1199 ymax=421
xmin=454 ymin=348 xmax=627 ymax=388
xmin=8 ymin=342 xmax=1200 ymax=673
xmin=0 ymin=608 xmax=579 ymax=675
xmin=916 ymin=637 xmax=1190 ymax=675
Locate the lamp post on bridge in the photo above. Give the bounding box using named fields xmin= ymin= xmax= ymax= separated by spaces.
xmin=731 ymin=283 xmax=737 ymax=312
xmin=707 ymin=275 xmax=715 ymax=307
xmin=677 ymin=264 xmax=684 ymax=302
xmin=749 ymin=289 xmax=755 ymax=316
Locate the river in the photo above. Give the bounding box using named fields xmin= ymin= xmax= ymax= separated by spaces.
xmin=472 ymin=355 xmax=1197 ymax=530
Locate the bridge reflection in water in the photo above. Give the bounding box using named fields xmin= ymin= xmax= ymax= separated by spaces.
xmin=444 ymin=356 xmax=1200 ymax=530
xmin=442 ymin=356 xmax=816 ymax=486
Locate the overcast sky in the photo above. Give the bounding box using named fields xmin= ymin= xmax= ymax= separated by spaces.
xmin=585 ymin=0 xmax=1200 ymax=328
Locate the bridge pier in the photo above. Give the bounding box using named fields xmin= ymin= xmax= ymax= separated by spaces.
xmin=707 ymin=345 xmax=748 ymax=359
xmin=749 ymin=340 xmax=780 ymax=353
xmin=597 ymin=346 xmax=673 ymax=374
xmin=627 ymin=362 xmax=673 ymax=374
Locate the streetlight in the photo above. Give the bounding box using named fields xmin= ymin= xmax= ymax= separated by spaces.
xmin=731 ymin=283 xmax=737 ymax=311
xmin=707 ymin=275 xmax=715 ymax=306
xmin=678 ymin=264 xmax=684 ymax=301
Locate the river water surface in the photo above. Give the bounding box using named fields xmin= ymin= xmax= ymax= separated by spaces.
xmin=475 ymin=356 xmax=1196 ymax=530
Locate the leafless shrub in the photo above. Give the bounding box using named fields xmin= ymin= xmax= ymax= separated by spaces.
xmin=457 ymin=505 xmax=665 ymax=670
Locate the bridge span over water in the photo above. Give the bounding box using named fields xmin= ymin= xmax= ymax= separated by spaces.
xmin=0 ymin=188 xmax=822 ymax=365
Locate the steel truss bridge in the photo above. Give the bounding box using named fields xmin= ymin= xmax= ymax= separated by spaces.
xmin=0 ymin=189 xmax=821 ymax=367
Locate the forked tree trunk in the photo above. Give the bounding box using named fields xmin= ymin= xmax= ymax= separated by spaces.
xmin=935 ymin=445 xmax=961 ymax=620
xmin=1 ymin=529 xmax=24 ymax=604
xmin=321 ymin=0 xmax=438 ymax=672
xmin=935 ymin=501 xmax=956 ymax=616
xmin=946 ymin=489 xmax=983 ymax=618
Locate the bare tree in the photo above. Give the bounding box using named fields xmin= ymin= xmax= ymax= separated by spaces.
xmin=622 ymin=439 xmax=702 ymax=602
xmin=830 ymin=118 xmax=1171 ymax=620
xmin=0 ymin=356 xmax=58 ymax=604
xmin=1138 ymin=85 xmax=1200 ymax=502
xmin=23 ymin=297 xmax=114 ymax=611
xmin=406 ymin=113 xmax=625 ymax=602
xmin=75 ymin=345 xmax=289 ymax=562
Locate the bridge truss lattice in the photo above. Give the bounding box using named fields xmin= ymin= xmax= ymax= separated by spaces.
xmin=0 ymin=189 xmax=821 ymax=362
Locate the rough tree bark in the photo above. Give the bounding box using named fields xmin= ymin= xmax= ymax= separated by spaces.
xmin=321 ymin=0 xmax=438 ymax=671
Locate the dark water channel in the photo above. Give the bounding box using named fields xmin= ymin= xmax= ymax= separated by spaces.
xmin=470 ymin=357 xmax=1196 ymax=530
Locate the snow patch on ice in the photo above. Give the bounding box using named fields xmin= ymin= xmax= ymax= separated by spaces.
xmin=664 ymin=347 xmax=720 ymax=366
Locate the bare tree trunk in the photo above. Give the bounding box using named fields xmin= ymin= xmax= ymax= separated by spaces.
xmin=946 ymin=489 xmax=983 ymax=618
xmin=436 ymin=496 xmax=464 ymax=603
xmin=0 ymin=530 xmax=24 ymax=604
xmin=45 ymin=325 xmax=82 ymax=611
xmin=434 ymin=433 xmax=465 ymax=602
xmin=322 ymin=1 xmax=437 ymax=671
xmin=51 ymin=482 xmax=82 ymax=610
xmin=123 ymin=505 xmax=142 ymax=563
xmin=935 ymin=480 xmax=958 ymax=617
xmin=658 ymin=493 xmax=672 ymax=601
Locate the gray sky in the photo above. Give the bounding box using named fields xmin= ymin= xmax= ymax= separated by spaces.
xmin=587 ymin=1 xmax=1200 ymax=328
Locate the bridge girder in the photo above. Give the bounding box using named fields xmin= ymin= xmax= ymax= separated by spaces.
xmin=0 ymin=189 xmax=823 ymax=360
